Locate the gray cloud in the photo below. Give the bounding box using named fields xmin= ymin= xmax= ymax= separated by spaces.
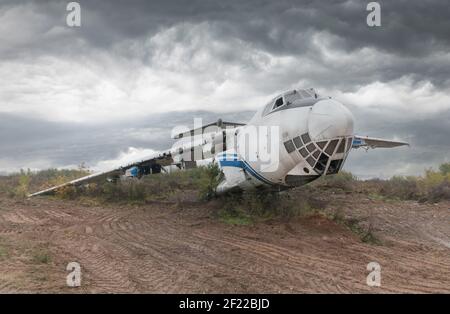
xmin=345 ymin=106 xmax=450 ymax=178
xmin=1 ymin=107 xmax=449 ymax=177
xmin=2 ymin=0 xmax=450 ymax=87
xmin=0 ymin=111 xmax=252 ymax=172
xmin=0 ymin=0 xmax=449 ymax=176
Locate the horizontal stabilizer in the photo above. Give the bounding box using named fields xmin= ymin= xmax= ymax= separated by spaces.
xmin=352 ymin=136 xmax=409 ymax=149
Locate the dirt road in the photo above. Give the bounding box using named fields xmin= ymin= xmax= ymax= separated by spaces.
xmin=0 ymin=193 xmax=449 ymax=293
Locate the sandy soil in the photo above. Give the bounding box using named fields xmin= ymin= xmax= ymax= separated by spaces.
xmin=0 ymin=192 xmax=449 ymax=293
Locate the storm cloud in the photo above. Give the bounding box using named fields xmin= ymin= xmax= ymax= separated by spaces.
xmin=0 ymin=0 xmax=449 ymax=177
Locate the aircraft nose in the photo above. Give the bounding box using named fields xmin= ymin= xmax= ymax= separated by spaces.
xmin=307 ymin=99 xmax=354 ymax=141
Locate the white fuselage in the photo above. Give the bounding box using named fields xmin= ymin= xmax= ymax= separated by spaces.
xmin=216 ymin=89 xmax=354 ymax=193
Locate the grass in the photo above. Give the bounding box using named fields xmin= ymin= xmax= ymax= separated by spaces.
xmin=312 ymin=171 xmax=357 ymax=192
xmin=0 ymin=245 xmax=8 ymax=261
xmin=215 ymin=186 xmax=328 ymax=226
xmin=0 ymin=236 xmax=9 ymax=261
xmin=218 ymin=208 xmax=253 ymax=226
xmin=347 ymin=219 xmax=381 ymax=245
xmin=331 ymin=210 xmax=381 ymax=245
xmin=32 ymin=250 xmax=51 ymax=264
xmin=49 ymin=164 xmax=222 ymax=204
xmin=217 ymin=187 xmax=382 ymax=245
xmin=3 ymin=162 xmax=450 ymax=203
xmin=0 ymin=168 xmax=90 ymax=199
xmin=311 ymin=163 xmax=450 ymax=203
xmin=1 ymin=162 xmax=450 ymax=237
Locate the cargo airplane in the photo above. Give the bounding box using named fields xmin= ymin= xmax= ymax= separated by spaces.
xmin=29 ymin=88 xmax=408 ymax=197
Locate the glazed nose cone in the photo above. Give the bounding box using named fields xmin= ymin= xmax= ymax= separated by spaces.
xmin=308 ymin=99 xmax=354 ymax=141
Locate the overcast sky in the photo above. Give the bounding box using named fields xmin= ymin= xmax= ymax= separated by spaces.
xmin=1 ymin=0 xmax=449 ymax=178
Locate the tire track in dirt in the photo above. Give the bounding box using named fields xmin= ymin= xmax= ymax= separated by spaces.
xmin=193 ymin=229 xmax=370 ymax=292
xmin=0 ymin=195 xmax=449 ymax=293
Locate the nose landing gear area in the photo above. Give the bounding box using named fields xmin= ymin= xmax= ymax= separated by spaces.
xmin=284 ymin=133 xmax=353 ymax=177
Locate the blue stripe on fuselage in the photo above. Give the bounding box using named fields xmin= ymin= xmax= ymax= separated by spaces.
xmin=217 ymin=153 xmax=238 ymax=161
xmin=219 ymin=160 xmax=243 ymax=167
xmin=241 ymin=160 xmax=275 ymax=186
xmin=218 ymin=158 xmax=275 ymax=186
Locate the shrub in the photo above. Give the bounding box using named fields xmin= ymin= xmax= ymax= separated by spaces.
xmin=32 ymin=169 xmax=95 ymax=200
xmin=5 ymin=162 xmax=450 ymax=205
xmin=49 ymin=164 xmax=221 ymax=203
xmin=194 ymin=164 xmax=222 ymax=200
xmin=83 ymin=180 xmax=147 ymax=203
xmin=426 ymin=179 xmax=450 ymax=202
xmin=378 ymin=176 xmax=421 ymax=200
xmin=314 ymin=171 xmax=356 ymax=191
xmin=419 ymin=166 xmax=450 ymax=202
xmin=13 ymin=171 xmax=31 ymax=198
xmin=55 ymin=185 xmax=79 ymax=200
xmin=357 ymin=164 xmax=450 ymax=202
xmin=423 ymin=168 xmax=450 ymax=187
xmin=439 ymin=163 xmax=450 ymax=176
xmin=217 ymin=186 xmax=327 ymax=224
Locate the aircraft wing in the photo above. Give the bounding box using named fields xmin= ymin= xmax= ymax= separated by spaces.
xmin=29 ymin=119 xmax=246 ymax=197
xmin=352 ymin=136 xmax=409 ymax=149
xmin=28 ymin=150 xmax=174 ymax=197
xmin=172 ymin=119 xmax=246 ymax=139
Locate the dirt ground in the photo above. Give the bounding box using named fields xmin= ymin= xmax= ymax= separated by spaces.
xmin=0 ymin=191 xmax=449 ymax=293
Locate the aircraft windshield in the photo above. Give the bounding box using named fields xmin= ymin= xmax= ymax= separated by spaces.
xmin=262 ymin=88 xmax=319 ymax=116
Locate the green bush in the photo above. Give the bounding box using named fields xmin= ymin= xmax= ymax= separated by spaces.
xmin=195 ymin=164 xmax=222 ymax=200
xmin=217 ymin=186 xmax=327 ymax=224
xmin=4 ymin=162 xmax=450 ymax=204
xmin=75 ymin=180 xmax=148 ymax=203
xmin=379 ymin=176 xmax=421 ymax=200
xmin=0 ymin=168 xmax=91 ymax=198
xmin=357 ymin=164 xmax=450 ymax=202
xmin=55 ymin=185 xmax=79 ymax=200
xmin=420 ymin=167 xmax=450 ymax=202
xmin=49 ymin=164 xmax=222 ymax=203
xmin=14 ymin=171 xmax=31 ymax=198
xmin=426 ymin=179 xmax=450 ymax=202
xmin=439 ymin=163 xmax=450 ymax=176
xmin=314 ymin=171 xmax=356 ymax=191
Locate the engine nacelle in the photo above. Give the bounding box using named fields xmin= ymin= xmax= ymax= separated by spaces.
xmin=125 ymin=166 xmax=140 ymax=178
xmin=124 ymin=164 xmax=162 ymax=179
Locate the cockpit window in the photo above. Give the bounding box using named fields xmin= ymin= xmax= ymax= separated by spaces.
xmin=301 ymin=133 xmax=311 ymax=144
xmin=327 ymin=159 xmax=343 ymax=175
xmin=273 ymin=97 xmax=284 ymax=109
xmin=299 ymin=90 xmax=311 ymax=98
xmin=336 ymin=139 xmax=346 ymax=154
xmin=325 ymin=139 xmax=339 ymax=155
xmin=261 ymin=88 xmax=320 ymax=117
xmin=346 ymin=137 xmax=353 ymax=152
xmin=283 ymin=140 xmax=295 ymax=153
xmin=314 ymin=153 xmax=329 ymax=174
xmin=283 ymin=90 xmax=300 ymax=104
xmin=293 ymin=136 xmax=302 ymax=148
